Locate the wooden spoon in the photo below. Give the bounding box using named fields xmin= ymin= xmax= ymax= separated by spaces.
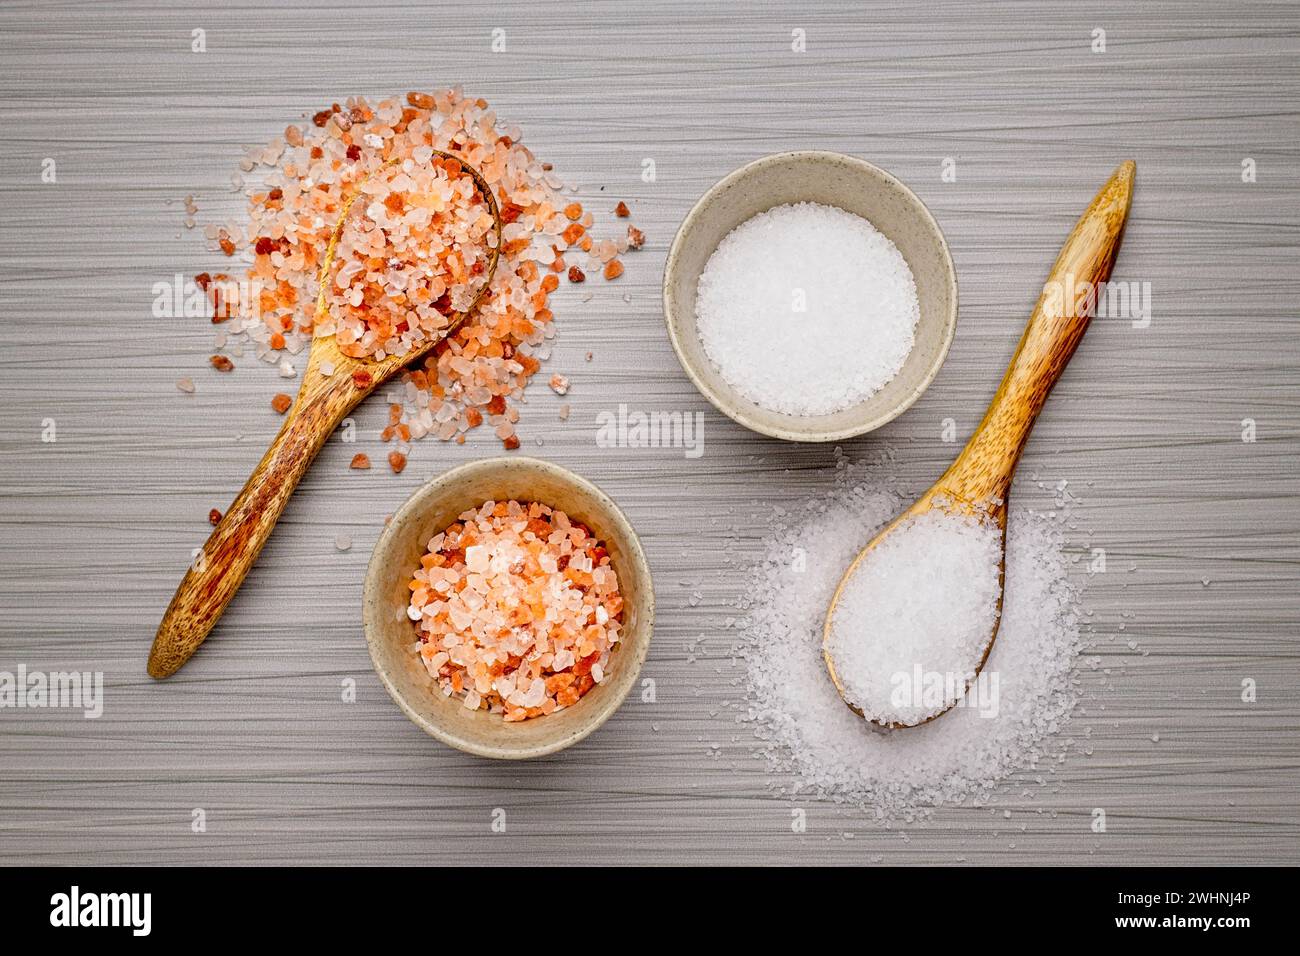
xmin=822 ymin=160 xmax=1135 ymax=727
xmin=148 ymin=152 xmax=502 ymax=679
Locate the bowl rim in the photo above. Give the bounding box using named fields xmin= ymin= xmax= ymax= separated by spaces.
xmin=362 ymin=455 xmax=655 ymax=759
xmin=662 ymin=149 xmax=959 ymax=443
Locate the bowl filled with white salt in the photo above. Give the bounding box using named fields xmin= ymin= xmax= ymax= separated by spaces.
xmin=664 ymin=151 xmax=957 ymax=441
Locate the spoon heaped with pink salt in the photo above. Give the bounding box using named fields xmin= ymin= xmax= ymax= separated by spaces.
xmin=823 ymin=161 xmax=1136 ymax=728
xmin=148 ymin=151 xmax=502 ymax=679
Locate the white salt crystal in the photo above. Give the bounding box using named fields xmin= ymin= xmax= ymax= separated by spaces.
xmin=695 ymin=202 xmax=919 ymax=416
xmin=827 ymin=509 xmax=1003 ymax=725
xmin=738 ymin=453 xmax=1082 ymax=821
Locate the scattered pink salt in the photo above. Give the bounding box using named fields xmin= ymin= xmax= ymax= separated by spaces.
xmin=200 ymin=89 xmax=634 ymax=455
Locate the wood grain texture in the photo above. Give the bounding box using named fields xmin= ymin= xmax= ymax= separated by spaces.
xmin=1 ymin=0 xmax=1298 ymax=865
xmin=938 ymin=160 xmax=1135 ymax=511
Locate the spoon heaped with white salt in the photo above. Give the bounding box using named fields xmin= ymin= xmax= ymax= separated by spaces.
xmin=148 ymin=151 xmax=501 ymax=679
xmin=823 ymin=161 xmax=1135 ymax=728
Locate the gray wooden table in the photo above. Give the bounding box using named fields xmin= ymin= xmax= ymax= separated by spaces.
xmin=2 ymin=0 xmax=1298 ymax=865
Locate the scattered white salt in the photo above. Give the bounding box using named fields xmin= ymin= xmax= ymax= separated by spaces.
xmin=334 ymin=534 xmax=352 ymax=552
xmin=737 ymin=452 xmax=1082 ymax=822
xmin=695 ymin=202 xmax=919 ymax=416
xmin=827 ymin=508 xmax=1003 ymax=725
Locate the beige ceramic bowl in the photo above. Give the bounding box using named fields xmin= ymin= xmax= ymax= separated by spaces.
xmin=663 ymin=151 xmax=958 ymax=442
xmin=363 ymin=456 xmax=654 ymax=759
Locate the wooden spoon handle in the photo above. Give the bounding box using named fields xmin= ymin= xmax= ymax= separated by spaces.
xmin=147 ymin=369 xmax=368 ymax=678
xmin=937 ymin=161 xmax=1135 ymax=507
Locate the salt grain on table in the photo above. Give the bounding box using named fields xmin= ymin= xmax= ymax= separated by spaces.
xmin=696 ymin=203 xmax=919 ymax=416
xmin=738 ymin=452 xmax=1081 ymax=822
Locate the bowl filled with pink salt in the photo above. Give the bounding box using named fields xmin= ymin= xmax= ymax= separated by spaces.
xmin=363 ymin=456 xmax=654 ymax=758
xmin=663 ymin=151 xmax=958 ymax=442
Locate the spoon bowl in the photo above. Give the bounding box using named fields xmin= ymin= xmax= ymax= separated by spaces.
xmin=823 ymin=161 xmax=1136 ymax=727
xmin=148 ymin=151 xmax=502 ymax=679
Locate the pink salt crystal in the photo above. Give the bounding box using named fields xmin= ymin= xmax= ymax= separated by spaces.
xmin=549 ymin=373 xmax=570 ymax=396
xmin=465 ymin=545 xmax=489 ymax=573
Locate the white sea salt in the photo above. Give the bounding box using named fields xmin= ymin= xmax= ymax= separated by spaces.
xmin=737 ymin=453 xmax=1082 ymax=821
xmin=827 ymin=508 xmax=1003 ymax=726
xmin=695 ymin=203 xmax=919 ymax=416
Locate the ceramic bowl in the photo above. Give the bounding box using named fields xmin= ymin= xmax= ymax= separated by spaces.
xmin=663 ymin=150 xmax=958 ymax=442
xmin=363 ymin=456 xmax=654 ymax=759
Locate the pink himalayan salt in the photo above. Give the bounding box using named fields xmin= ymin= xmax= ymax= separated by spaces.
xmin=408 ymin=499 xmax=623 ymax=720
xmin=322 ymin=157 xmax=495 ymax=361
xmin=203 ymin=89 xmax=632 ymax=453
